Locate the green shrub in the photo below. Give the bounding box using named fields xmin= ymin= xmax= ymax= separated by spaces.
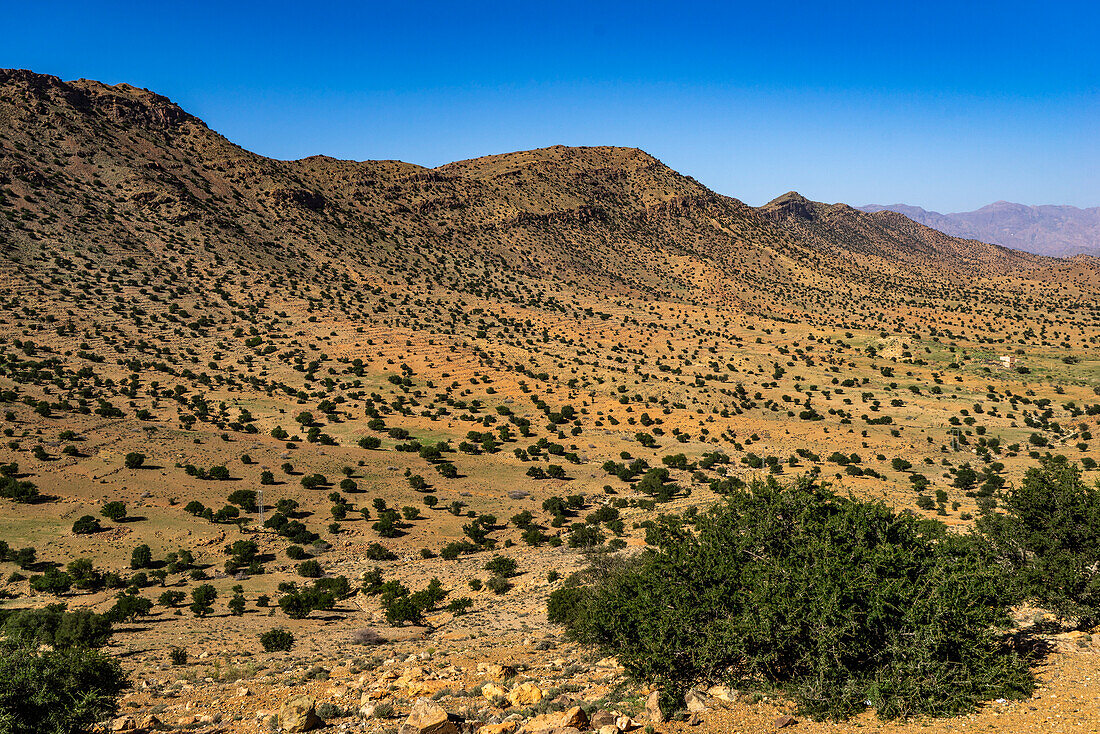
xmin=189 ymin=584 xmax=217 ymax=617
xmin=30 ymin=567 xmax=73 ymax=594
xmin=297 ymin=559 xmax=323 ymax=578
xmin=101 ymin=501 xmax=127 ymax=522
xmin=260 ymin=628 xmax=294 ymax=652
xmin=365 ymin=542 xmax=397 ymax=561
xmin=1 ymin=604 xmax=113 ymax=649
xmin=0 ymin=476 xmax=40 ymax=503
xmin=552 ymin=476 xmax=1032 ymax=720
xmin=72 ymin=515 xmax=101 ymax=534
xmin=384 ymin=595 xmax=423 ymax=626
xmin=130 ymin=544 xmax=152 ymax=569
xmin=486 ymin=575 xmax=512 ymax=594
xmin=484 ymin=555 xmax=518 ymax=577
xmin=0 ymin=642 xmax=128 ymax=734
xmin=107 ymin=592 xmax=153 ymax=623
xmin=978 ymin=456 xmax=1100 ymax=627
xmin=447 ymin=597 xmax=473 ymax=615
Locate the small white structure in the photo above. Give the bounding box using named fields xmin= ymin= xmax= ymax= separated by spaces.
xmin=1000 ymin=354 xmax=1018 ymax=369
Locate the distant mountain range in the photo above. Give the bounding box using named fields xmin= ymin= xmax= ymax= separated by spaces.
xmin=858 ymin=202 xmax=1100 ymax=258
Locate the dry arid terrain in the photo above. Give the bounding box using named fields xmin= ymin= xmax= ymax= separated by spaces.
xmin=0 ymin=69 xmax=1099 ymax=733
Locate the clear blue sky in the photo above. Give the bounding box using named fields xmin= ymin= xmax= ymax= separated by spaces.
xmin=4 ymin=1 xmax=1099 ymax=211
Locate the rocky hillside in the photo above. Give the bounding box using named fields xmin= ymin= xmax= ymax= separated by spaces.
xmin=1 ymin=67 xmax=1091 ymax=324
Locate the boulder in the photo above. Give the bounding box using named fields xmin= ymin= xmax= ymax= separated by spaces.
xmin=590 ymin=710 xmax=617 ymax=729
xmin=139 ymin=714 xmax=162 ymax=731
xmin=399 ymin=697 xmax=459 ymax=734
xmin=477 ymin=722 xmax=519 ymax=734
xmin=615 ymin=715 xmax=638 ymax=732
xmin=477 ymin=663 xmax=517 ymax=681
xmin=522 ymin=706 xmax=588 ymax=733
xmin=645 ymin=691 xmax=665 ymax=723
xmin=559 ymin=706 xmax=589 ymax=730
xmin=507 ymin=682 xmax=545 ymax=707
xmin=109 ymin=716 xmax=138 ymax=732
xmin=684 ymin=688 xmax=710 ymax=713
xmin=279 ymin=694 xmax=323 ymax=732
xmin=482 ymin=682 xmax=507 ymax=701
xmin=774 ymin=714 xmax=798 ymax=728
xmin=705 ymin=685 xmax=738 ymax=704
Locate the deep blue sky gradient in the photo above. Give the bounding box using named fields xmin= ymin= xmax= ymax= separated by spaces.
xmin=4 ymin=1 xmax=1098 ymax=211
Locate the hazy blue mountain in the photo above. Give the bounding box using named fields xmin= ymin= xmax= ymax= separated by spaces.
xmin=858 ymin=201 xmax=1100 ymax=258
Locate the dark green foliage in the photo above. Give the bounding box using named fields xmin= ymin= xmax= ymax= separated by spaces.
xmin=278 ymin=577 xmax=344 ymax=619
xmin=29 ymin=567 xmax=73 ymax=594
xmin=225 ymin=539 xmax=260 ymax=572
xmin=72 ymin=514 xmax=101 ymax=534
xmin=568 ymin=523 xmax=604 ymax=548
xmin=190 ymin=584 xmax=217 ymax=617
xmin=953 ymin=464 xmax=978 ymax=492
xmin=365 ymin=542 xmax=397 ymax=561
xmin=486 ymin=575 xmax=512 ymax=594
xmin=227 ymin=489 xmax=258 ymax=512
xmin=123 ymin=452 xmax=146 ymax=469
xmin=1 ymin=604 xmax=113 ymax=648
xmin=297 ymin=559 xmax=323 ymax=578
xmin=207 ymin=465 xmax=231 ymax=481
xmin=440 ymin=540 xmax=478 ymax=560
xmin=101 ymin=501 xmax=127 ymax=522
xmin=447 ymin=597 xmax=473 ymax=615
xmin=158 ymin=590 xmax=186 ymax=607
xmin=0 ymin=641 xmax=128 ymax=734
xmin=384 ymin=594 xmax=423 ymax=625
xmin=228 ymin=593 xmax=246 ymax=616
xmin=0 ymin=476 xmax=40 ymax=503
xmin=635 ymin=468 xmax=679 ymax=502
xmin=107 ymin=592 xmax=153 ymax=622
xmin=553 ymin=476 xmax=1032 ymax=720
xmin=12 ymin=546 xmax=36 ymax=569
xmin=409 ymin=577 xmax=447 ymax=612
xmin=978 ymin=456 xmax=1100 ymax=627
xmin=378 ymin=576 xmax=448 ymax=625
xmin=130 ymin=543 xmax=152 ymax=569
xmin=67 ymin=558 xmax=102 ymax=591
xmin=260 ymin=628 xmax=295 ymax=651
xmin=484 ymin=555 xmax=518 ymax=577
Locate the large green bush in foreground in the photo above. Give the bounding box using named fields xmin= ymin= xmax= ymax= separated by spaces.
xmin=0 ymin=641 xmax=127 ymax=734
xmin=979 ymin=455 xmax=1100 ymax=628
xmin=551 ymin=476 xmax=1033 ymax=720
